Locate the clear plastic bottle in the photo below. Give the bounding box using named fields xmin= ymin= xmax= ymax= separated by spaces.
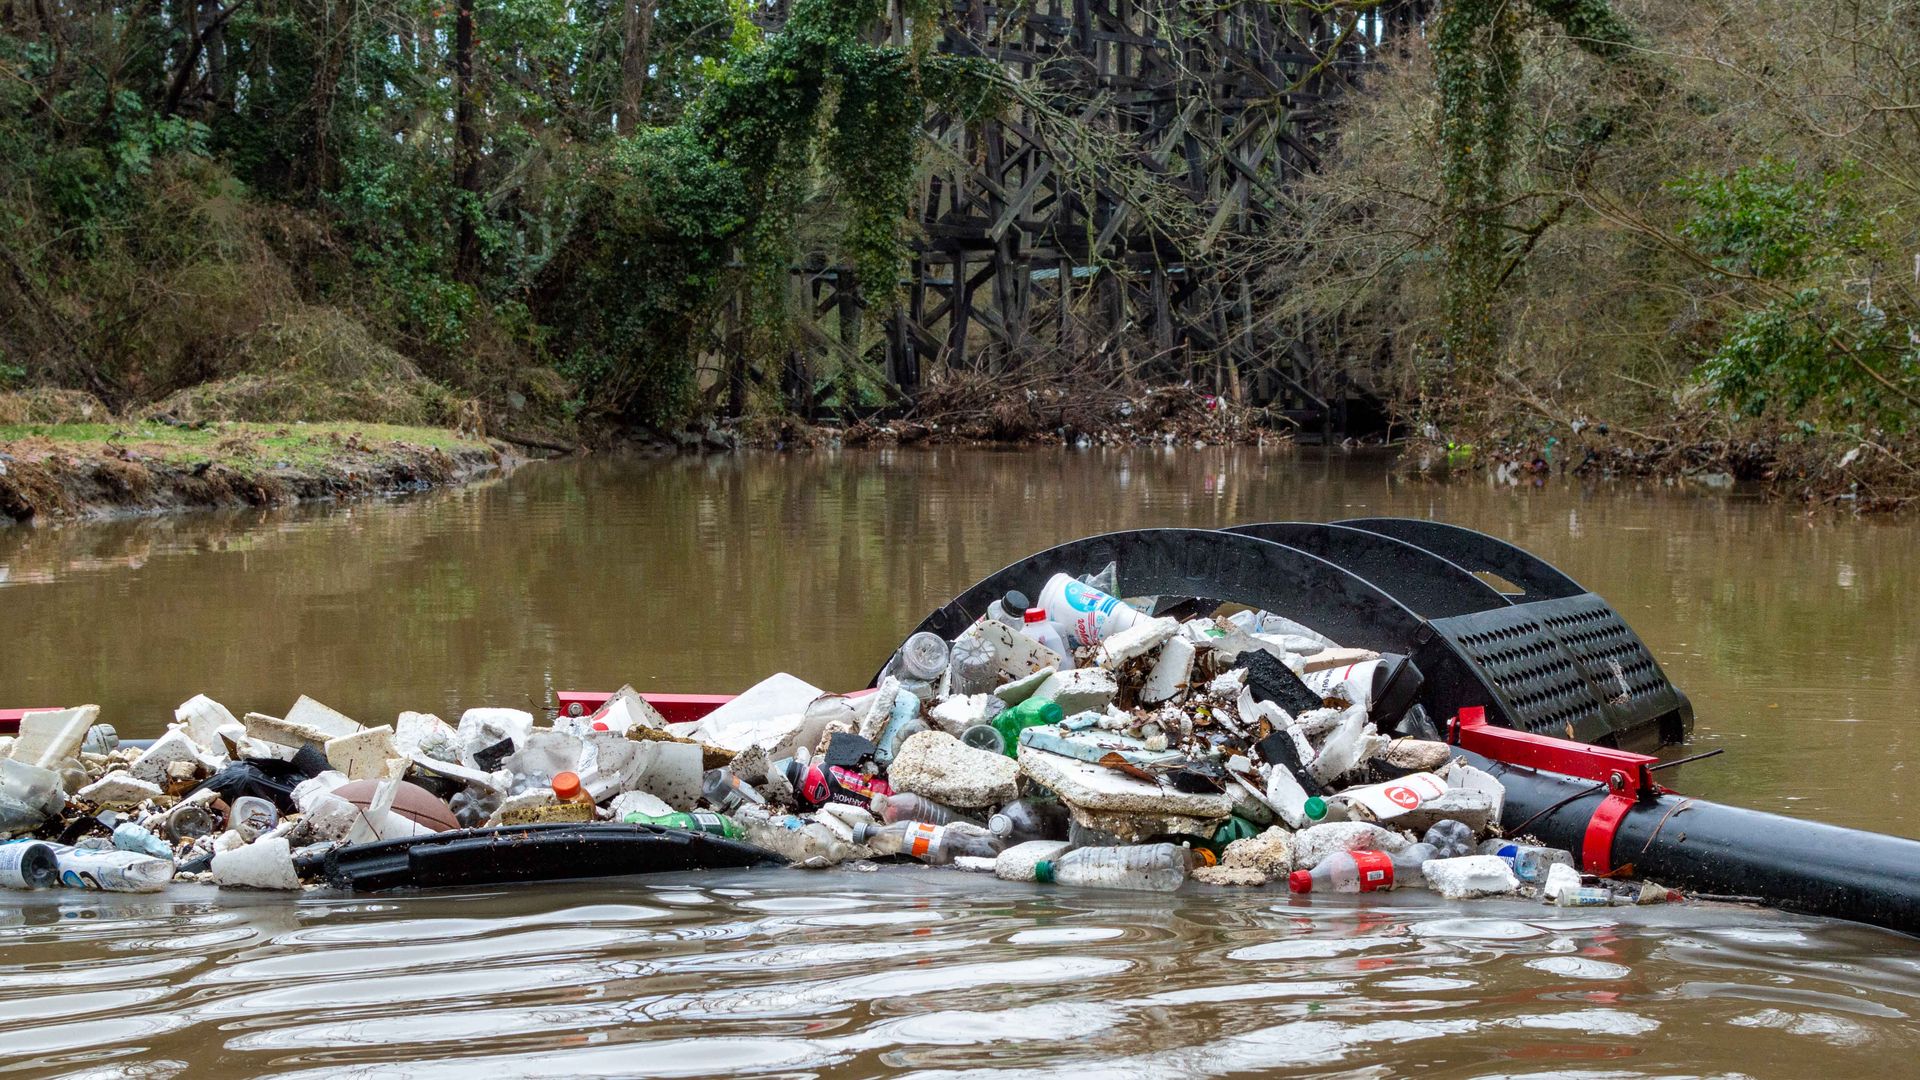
xmin=960 ymin=724 xmax=1005 ymax=754
xmin=1480 ymin=839 xmax=1576 ymax=882
xmin=852 ymin=820 xmax=1004 ymax=865
xmin=985 ymin=589 xmax=1032 ymax=629
xmin=1287 ymin=843 xmax=1437 ymax=894
xmin=1020 ymin=608 xmax=1074 ymax=668
xmin=1031 ymin=843 xmax=1189 ymax=892
xmin=702 ymin=768 xmax=767 ymax=813
xmin=1422 ymin=819 xmax=1476 ymax=859
xmin=734 ymin=807 xmax=852 ymax=867
xmin=949 ymin=633 xmax=997 ymax=696
xmin=988 ymin=797 xmax=1069 ymax=843
xmin=872 ymin=793 xmax=982 ymax=828
xmin=1301 ymin=795 xmax=1351 ymax=824
xmin=898 ymin=632 xmax=951 ymax=682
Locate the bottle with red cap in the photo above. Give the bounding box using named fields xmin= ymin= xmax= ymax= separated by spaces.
xmin=1019 ymin=608 xmax=1074 ymax=668
xmin=1287 ymin=843 xmax=1436 ymax=894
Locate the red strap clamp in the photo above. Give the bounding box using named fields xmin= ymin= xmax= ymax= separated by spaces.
xmin=1448 ymin=706 xmax=1663 ymax=876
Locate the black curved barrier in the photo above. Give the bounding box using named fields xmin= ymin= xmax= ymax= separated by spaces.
xmin=890 ymin=527 xmax=1433 ymax=674
xmin=1336 ymin=517 xmax=1585 ymax=600
xmin=1223 ymin=522 xmax=1511 ymax=620
xmin=900 ymin=520 xmax=1692 ymax=749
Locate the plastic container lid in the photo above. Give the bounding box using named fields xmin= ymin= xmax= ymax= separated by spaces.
xmin=988 ymin=813 xmax=1012 ymax=836
xmin=1024 ymin=607 xmax=1048 ymax=624
xmin=1033 ymin=859 xmax=1055 ymax=884
xmin=1288 ymin=870 xmax=1313 ymax=893
xmin=552 ymin=771 xmax=584 ymax=801
xmin=1303 ymin=796 xmax=1328 ymax=821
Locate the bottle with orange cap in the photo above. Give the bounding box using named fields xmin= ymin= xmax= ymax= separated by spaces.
xmin=551 ymin=771 xmax=596 ymax=807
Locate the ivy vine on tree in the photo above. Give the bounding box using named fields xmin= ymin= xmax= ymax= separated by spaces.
xmin=1431 ymin=0 xmax=1638 ymax=382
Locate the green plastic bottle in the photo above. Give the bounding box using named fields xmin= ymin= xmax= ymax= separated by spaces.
xmin=1205 ymin=814 xmax=1264 ymax=855
xmin=623 ymin=811 xmax=744 ymax=840
xmin=991 ymin=697 xmax=1065 ymax=757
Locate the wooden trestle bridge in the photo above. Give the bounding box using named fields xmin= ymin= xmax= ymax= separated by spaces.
xmin=739 ymin=0 xmax=1416 ymax=433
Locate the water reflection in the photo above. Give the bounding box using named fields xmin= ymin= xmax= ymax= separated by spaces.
xmin=1 ymin=869 xmax=1914 ymax=1076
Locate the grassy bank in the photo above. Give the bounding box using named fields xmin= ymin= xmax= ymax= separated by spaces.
xmin=0 ymin=421 xmax=503 ymax=523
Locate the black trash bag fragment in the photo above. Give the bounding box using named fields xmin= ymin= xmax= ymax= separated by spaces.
xmin=185 ymin=743 xmax=330 ymax=814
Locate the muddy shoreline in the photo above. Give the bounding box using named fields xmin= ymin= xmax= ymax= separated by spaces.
xmin=0 ymin=424 xmax=512 ymax=524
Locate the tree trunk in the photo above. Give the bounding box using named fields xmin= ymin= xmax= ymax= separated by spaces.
xmin=454 ymin=0 xmax=481 ymax=276
xmin=617 ymin=0 xmax=652 ymax=135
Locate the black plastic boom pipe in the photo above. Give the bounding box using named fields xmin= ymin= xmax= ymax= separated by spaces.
xmin=1461 ymin=751 xmax=1920 ymax=937
xmin=1224 ymin=522 xmax=1511 ymax=619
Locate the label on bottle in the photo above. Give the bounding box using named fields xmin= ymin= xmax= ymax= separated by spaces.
xmin=1350 ymin=849 xmax=1394 ymax=892
xmin=904 ymin=822 xmax=942 ymax=858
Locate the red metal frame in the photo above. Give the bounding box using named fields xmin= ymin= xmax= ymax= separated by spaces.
xmin=554 ymin=692 xmax=735 ymax=726
xmin=1448 ymin=705 xmax=1664 ymax=876
xmin=0 ymin=708 xmax=60 ymax=736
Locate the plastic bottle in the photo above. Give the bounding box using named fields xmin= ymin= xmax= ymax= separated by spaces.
xmin=228 ymin=796 xmax=281 ymax=840
xmin=852 ymin=820 xmax=1005 ymax=865
xmin=1031 ymin=843 xmax=1189 ymax=892
xmin=1301 ymin=795 xmax=1350 ymax=824
xmin=552 ymin=770 xmax=596 ymax=807
xmin=49 ymin=845 xmax=177 ymax=893
xmin=797 ymin=762 xmax=892 ymax=808
xmin=873 ymin=793 xmax=982 ymax=828
xmin=1288 ymin=843 xmax=1437 ymax=894
xmin=1305 ymin=773 xmax=1450 ymax=824
xmin=873 ymin=690 xmax=926 ymax=767
xmin=1422 ymin=819 xmax=1476 ymax=859
xmin=985 ymin=589 xmax=1032 ymax=629
xmin=1020 ymin=608 xmax=1074 ymax=668
xmin=81 ymin=723 xmax=120 ymax=756
xmin=623 ymin=810 xmax=743 ymax=840
xmin=734 ymin=807 xmax=852 ymax=867
xmin=0 ymin=839 xmax=60 ymax=889
xmin=1480 ymin=839 xmax=1576 ymax=882
xmin=161 ymin=800 xmax=217 ymax=843
xmin=898 ymin=632 xmax=950 ymax=683
xmin=960 ymin=724 xmax=1005 ymax=754
xmin=1036 ymin=573 xmax=1149 ymax=648
xmin=989 ymin=796 xmax=1069 ymax=842
xmin=0 ymin=793 xmax=44 ymax=835
xmin=703 ymin=768 xmax=767 ymax=813
xmin=111 ymin=822 xmax=174 ymax=860
xmin=991 ymin=696 xmax=1063 ymax=756
xmin=948 ymin=632 xmax=997 ymax=696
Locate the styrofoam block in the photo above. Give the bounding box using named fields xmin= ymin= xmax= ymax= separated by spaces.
xmin=284 ymin=696 xmax=361 ymax=740
xmin=1017 ymin=746 xmax=1232 ymax=819
xmin=10 ymin=706 xmax=99 ymax=768
xmin=1141 ymin=635 xmax=1196 ymax=704
xmin=889 ymin=730 xmax=1019 ymax=808
xmin=326 ymin=725 xmax=396 ymax=781
xmin=130 ymin=728 xmax=204 ymax=784
xmin=212 ymin=836 xmax=303 ymax=890
xmin=1422 ymin=855 xmax=1520 ymax=899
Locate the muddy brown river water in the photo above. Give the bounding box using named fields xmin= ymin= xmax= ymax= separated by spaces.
xmin=3 ymin=447 xmax=1919 ymax=1076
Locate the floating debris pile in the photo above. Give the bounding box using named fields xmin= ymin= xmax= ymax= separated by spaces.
xmin=1 ymin=567 xmax=1682 ymax=907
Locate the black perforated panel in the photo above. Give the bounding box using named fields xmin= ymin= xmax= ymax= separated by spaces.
xmin=1431 ymin=594 xmax=1690 ymax=744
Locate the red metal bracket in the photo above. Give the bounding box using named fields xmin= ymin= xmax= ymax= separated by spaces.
xmin=1449 ymin=706 xmax=1662 ymax=876
xmin=0 ymin=708 xmax=61 ymax=736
